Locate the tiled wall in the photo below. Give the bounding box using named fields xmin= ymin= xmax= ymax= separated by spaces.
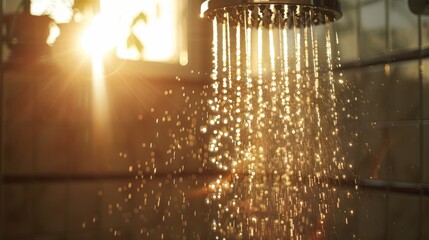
xmin=1 ymin=65 xmax=212 ymax=240
xmin=0 ymin=0 xmax=213 ymax=238
xmin=337 ymin=0 xmax=429 ymax=239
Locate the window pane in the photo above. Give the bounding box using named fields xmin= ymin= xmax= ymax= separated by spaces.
xmin=100 ymin=0 xmax=187 ymax=64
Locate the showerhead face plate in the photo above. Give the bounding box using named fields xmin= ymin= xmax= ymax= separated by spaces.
xmin=201 ymin=0 xmax=342 ymax=27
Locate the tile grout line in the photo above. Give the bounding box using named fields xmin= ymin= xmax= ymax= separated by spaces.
xmin=383 ymin=1 xmax=390 ymax=240
xmin=418 ymin=11 xmax=424 ymax=240
xmin=0 ymin=0 xmax=4 ymax=239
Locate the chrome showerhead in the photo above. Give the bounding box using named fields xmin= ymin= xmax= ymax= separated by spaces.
xmin=201 ymin=0 xmax=342 ymax=27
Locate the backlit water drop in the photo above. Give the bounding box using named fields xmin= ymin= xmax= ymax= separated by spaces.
xmin=100 ymin=4 xmax=358 ymax=240
xmin=205 ymin=5 xmax=357 ymax=239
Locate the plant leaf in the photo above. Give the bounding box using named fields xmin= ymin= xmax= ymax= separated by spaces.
xmin=127 ymin=33 xmax=144 ymax=53
xmin=131 ymin=12 xmax=147 ymax=27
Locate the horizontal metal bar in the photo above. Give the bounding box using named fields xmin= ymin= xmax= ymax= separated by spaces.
xmin=339 ymin=48 xmax=429 ymax=71
xmin=371 ymin=120 xmax=429 ymax=128
xmin=359 ymin=179 xmax=429 ymax=195
xmin=2 ymin=173 xmax=429 ymax=196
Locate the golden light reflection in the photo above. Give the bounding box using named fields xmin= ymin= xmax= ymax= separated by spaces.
xmin=89 ymin=47 xmax=112 ymax=163
xmin=90 ymin=55 xmax=109 ymax=124
xmin=206 ymin=6 xmax=356 ymax=239
xmin=79 ymin=12 xmax=112 ymax=156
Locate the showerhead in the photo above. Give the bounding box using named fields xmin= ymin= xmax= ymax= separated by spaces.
xmin=201 ymin=0 xmax=342 ymax=27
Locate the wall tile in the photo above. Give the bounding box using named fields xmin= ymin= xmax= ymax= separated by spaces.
xmin=2 ymin=74 xmax=36 ymax=124
xmin=337 ymin=0 xmax=359 ymax=63
xmin=387 ymin=125 xmax=421 ymax=182
xmin=34 ymin=76 xmax=90 ymax=125
xmin=2 ymin=184 xmax=32 ymax=238
xmin=3 ymin=126 xmax=35 ymax=175
xmin=421 ymin=15 xmax=429 ymax=49
xmin=360 ymin=0 xmax=387 ymax=59
xmin=335 ymin=70 xmax=365 ymax=179
xmin=372 ymin=125 xmax=420 ymax=182
xmin=357 ymin=190 xmax=387 ymax=240
xmin=388 ymin=0 xmax=419 ymax=52
xmin=388 ymin=61 xmax=420 ymax=120
xmin=356 ymin=125 xmax=390 ymax=180
xmin=386 ymin=193 xmax=420 ymax=240
xmin=66 ymin=129 xmax=93 ymax=173
xmin=66 ymin=232 xmax=98 ymax=240
xmin=423 ymin=60 xmax=429 ymax=119
xmin=34 ymin=125 xmax=71 ymax=174
xmin=98 ymin=177 xmax=210 ymax=240
xmin=30 ymin=183 xmax=67 ymax=234
xmin=337 ymin=69 xmax=360 ymax=122
xmin=67 ymin=182 xmax=101 ymax=233
xmin=101 ymin=78 xmax=207 ymax=174
xmin=325 ymin=189 xmax=360 ymax=239
xmin=423 ymin=126 xmax=429 ymax=184
xmin=356 ymin=61 xmax=421 ymax=122
xmin=359 ymin=65 xmax=389 ymax=122
xmin=356 ymin=124 xmax=421 ymax=182
xmin=423 ymin=196 xmax=429 ymax=239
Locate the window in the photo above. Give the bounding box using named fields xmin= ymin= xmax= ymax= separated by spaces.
xmin=99 ymin=0 xmax=188 ymax=65
xmin=30 ymin=0 xmax=188 ymax=65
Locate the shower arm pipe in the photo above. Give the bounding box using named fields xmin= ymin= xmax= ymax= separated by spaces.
xmin=409 ymin=0 xmax=429 ymax=15
xmin=201 ymin=0 xmax=342 ymax=19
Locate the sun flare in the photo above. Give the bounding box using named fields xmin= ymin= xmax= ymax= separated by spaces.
xmin=81 ymin=13 xmax=120 ymax=57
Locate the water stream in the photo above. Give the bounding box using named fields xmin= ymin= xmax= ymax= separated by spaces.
xmin=206 ymin=5 xmax=354 ymax=239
